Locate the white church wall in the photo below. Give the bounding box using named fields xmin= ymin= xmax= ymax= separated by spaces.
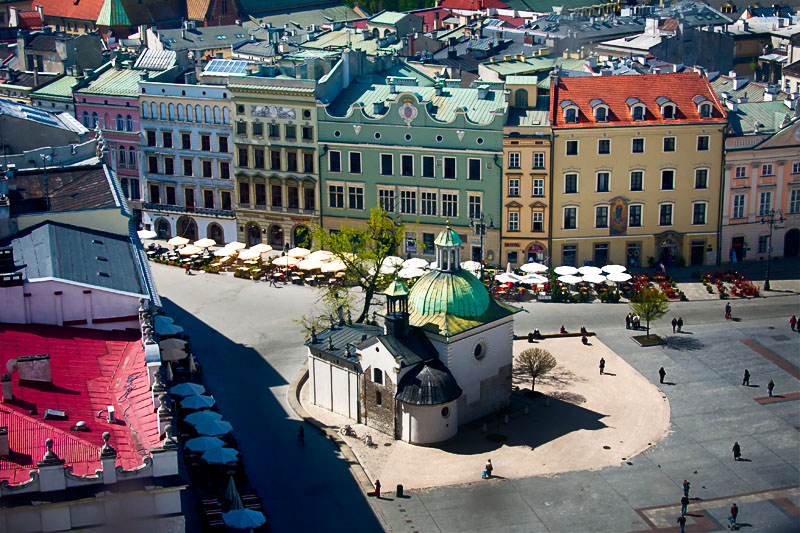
xmin=330 ymin=365 xmax=352 ymax=417
xmin=310 ymin=355 xmax=332 ymax=411
xmin=358 ymin=339 xmax=400 ymax=386
xmin=308 ymin=353 xmax=359 ymax=420
xmin=399 ymin=400 xmax=458 ymax=444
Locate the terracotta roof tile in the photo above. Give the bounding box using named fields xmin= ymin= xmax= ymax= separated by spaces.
xmin=31 ymin=0 xmax=105 ymax=21
xmin=186 ymin=0 xmax=212 ymax=21
xmin=550 ymin=72 xmax=727 ymax=129
xmin=440 ymin=0 xmax=509 ymax=9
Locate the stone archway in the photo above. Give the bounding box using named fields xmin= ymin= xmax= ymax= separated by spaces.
xmin=207 ymin=223 xmax=224 ymax=244
xmin=293 ymin=225 xmax=311 ymax=248
xmin=269 ymin=225 xmax=284 ymax=248
xmin=246 ymin=223 xmax=261 ymax=246
xmin=525 ymin=242 xmax=547 ymax=263
xmin=176 ymin=216 xmax=198 ymax=241
xmin=154 ymin=218 xmax=171 ymax=240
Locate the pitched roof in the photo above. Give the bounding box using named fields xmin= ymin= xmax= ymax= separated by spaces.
xmin=396 ymin=359 xmax=462 ymax=406
xmin=550 ymin=72 xmax=727 ymax=128
xmin=7 ymin=166 xmax=117 ymax=215
xmin=32 ymin=0 xmax=105 ymax=21
xmin=408 ymin=298 xmax=521 ymax=336
xmin=785 ymin=60 xmax=800 ymax=78
xmin=0 ymin=324 xmax=158 ymax=484
xmin=710 ymin=74 xmax=788 ymax=103
xmin=2 ymin=221 xmax=147 ymax=297
xmin=238 ymin=0 xmax=334 ymax=15
xmin=186 ymin=0 xmax=213 ymax=20
xmin=30 ymin=75 xmax=80 ymax=101
xmin=96 ymin=0 xmax=132 ymax=27
xmin=725 ymin=101 xmax=795 ymax=136
xmin=306 ymin=323 xmax=384 ymax=366
xmin=17 ymin=12 xmax=44 ymax=30
xmin=370 ymin=11 xmax=409 ymax=25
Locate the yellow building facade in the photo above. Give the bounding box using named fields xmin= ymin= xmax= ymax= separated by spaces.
xmin=550 ymin=73 xmax=727 ymax=268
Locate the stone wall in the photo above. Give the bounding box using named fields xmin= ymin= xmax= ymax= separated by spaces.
xmin=363 ymin=375 xmax=396 ymax=438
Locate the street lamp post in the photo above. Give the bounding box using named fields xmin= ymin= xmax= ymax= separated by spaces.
xmin=759 ymin=209 xmax=784 ymax=291
xmin=469 ymin=213 xmax=494 ymax=280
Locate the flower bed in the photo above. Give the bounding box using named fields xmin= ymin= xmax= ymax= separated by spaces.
xmin=703 ymin=271 xmax=759 ymax=299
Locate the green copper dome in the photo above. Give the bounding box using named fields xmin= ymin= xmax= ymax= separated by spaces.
xmin=434 ymin=227 xmax=462 ymax=247
xmin=408 ymin=269 xmax=490 ymax=318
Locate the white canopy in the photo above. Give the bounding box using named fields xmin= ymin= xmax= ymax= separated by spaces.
xmin=519 ymin=274 xmax=548 ymax=285
xmin=607 ymin=272 xmax=633 ymax=282
xmin=213 ymin=247 xmax=237 ymax=257
xmin=557 ymin=274 xmax=583 ymax=284
xmin=307 ymin=250 xmax=334 ymax=262
xmin=397 ymin=267 xmax=427 ymax=279
xmin=578 ymin=266 xmax=603 ymax=275
xmin=554 ymin=266 xmax=579 ymax=275
xmin=138 ymin=230 xmax=157 ymax=240
xmin=321 ymin=259 xmax=346 ymax=273
xmin=495 ymin=273 xmax=521 ymax=283
xmin=272 ymin=255 xmax=300 ymax=267
xmin=287 ymin=247 xmax=311 ymax=258
xmin=178 ymin=245 xmax=202 ymax=256
xmin=582 ymin=273 xmax=607 ymax=284
xmin=194 ymin=238 xmax=217 ymax=248
xmin=403 ymin=257 xmax=429 ymax=269
xmin=520 ymin=262 xmax=548 ymax=273
xmin=383 ymin=256 xmax=405 ymax=267
xmin=250 ymin=243 xmax=273 ymax=254
xmin=602 ymin=264 xmax=627 ymax=274
xmin=167 ymin=236 xmax=190 ymax=246
xmin=460 ymin=260 xmax=481 ymax=272
xmin=296 ymin=258 xmax=324 ymax=270
xmin=237 ymin=249 xmax=262 ymax=261
xmin=226 ymin=241 xmax=246 ymax=251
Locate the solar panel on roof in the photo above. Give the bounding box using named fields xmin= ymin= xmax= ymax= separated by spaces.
xmin=204 ymin=59 xmax=249 ymax=75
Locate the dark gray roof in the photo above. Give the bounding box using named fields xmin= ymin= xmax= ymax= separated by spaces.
xmin=306 ymin=323 xmax=384 ymax=366
xmin=396 ymin=359 xmax=462 ymax=406
xmin=1 ymin=222 xmax=148 ymax=296
xmin=156 ymin=24 xmax=269 ymax=52
xmin=377 ymin=327 xmax=438 ymax=369
xmin=8 ymin=166 xmax=118 ymax=216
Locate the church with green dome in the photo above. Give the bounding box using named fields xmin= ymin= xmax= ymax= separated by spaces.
xmin=306 ymin=224 xmax=521 ymax=445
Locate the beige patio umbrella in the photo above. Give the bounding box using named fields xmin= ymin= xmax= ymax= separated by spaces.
xmin=179 ymin=245 xmax=203 ymax=255
xmin=321 ymin=259 xmax=346 ymax=273
xmin=296 ymin=257 xmax=324 ymax=270
xmin=287 ymin=247 xmax=311 ymax=258
xmin=237 ymin=249 xmax=262 ymax=261
xmin=167 ymin=236 xmax=190 ymax=246
xmin=214 ymin=247 xmax=237 ymax=257
xmin=194 ymin=238 xmax=217 ymax=248
xmin=308 ymin=250 xmax=334 ymax=262
xmin=226 ymin=241 xmax=246 ymax=251
xmin=159 ymin=338 xmax=187 ymax=351
xmin=272 ymin=255 xmax=300 ymax=267
xmin=249 ymin=243 xmax=273 ymax=254
xmin=161 ymin=348 xmax=188 ymax=362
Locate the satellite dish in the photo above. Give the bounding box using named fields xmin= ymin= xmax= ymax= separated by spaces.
xmin=6 ymin=358 xmax=17 ymax=373
xmin=76 ymin=421 xmax=87 ymax=427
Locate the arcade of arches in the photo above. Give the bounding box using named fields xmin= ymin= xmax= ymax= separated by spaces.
xmin=242 ymin=222 xmax=312 ymax=249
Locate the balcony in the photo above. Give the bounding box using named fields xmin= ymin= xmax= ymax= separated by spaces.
xmin=236 ymin=203 xmax=319 ymax=217
xmin=143 ymin=202 xmax=235 ymax=219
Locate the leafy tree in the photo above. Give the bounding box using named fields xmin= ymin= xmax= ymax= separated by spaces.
xmin=515 ymin=347 xmax=557 ymax=392
xmin=312 ymin=207 xmax=405 ymax=323
xmin=629 ymin=284 xmax=669 ymax=338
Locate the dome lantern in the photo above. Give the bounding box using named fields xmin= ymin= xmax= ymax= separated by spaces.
xmin=434 ymin=221 xmax=462 ymax=273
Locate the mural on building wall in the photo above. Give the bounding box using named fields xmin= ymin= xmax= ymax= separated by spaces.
xmin=250 ymin=105 xmax=296 ymax=119
xmin=609 ymin=196 xmax=628 ymax=236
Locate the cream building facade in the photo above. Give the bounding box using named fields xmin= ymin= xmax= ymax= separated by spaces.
xmin=550 ymin=72 xmax=727 ymax=268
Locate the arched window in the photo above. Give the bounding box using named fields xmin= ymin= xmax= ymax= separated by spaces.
xmin=207 ymin=223 xmax=224 ymax=244
xmin=565 ymin=108 xmax=577 ymax=123
xmin=514 ymin=88 xmax=528 ymax=108
xmin=104 ymin=113 xmax=110 ymax=129
xmin=187 ymin=105 xmax=194 ymax=122
xmin=82 ymin=111 xmax=90 ymax=126
xmin=150 ymin=102 xmax=157 ymax=119
xmin=195 ymin=105 xmax=202 ymax=122
xmin=213 ymin=106 xmax=221 ymax=124
xmin=91 ymin=112 xmax=98 ymax=127
xmin=128 ymin=147 xmax=136 ymax=168
xmin=159 ymin=103 xmax=167 ymax=120
xmin=373 ymin=368 xmax=383 ymax=384
xmin=595 ymin=107 xmax=607 ymax=122
xmin=118 ymin=146 xmax=126 ymax=166
xmin=126 ymin=114 xmax=133 ymax=131
xmin=168 ymin=103 xmax=175 ymax=121
xmin=699 ymin=103 xmax=711 ymax=118
xmin=662 ymin=104 xmax=675 ymax=119
xmin=222 ymin=107 xmax=230 ymax=124
xmin=204 ymin=106 xmax=211 ymax=123
xmin=141 ymin=102 xmax=148 ymax=119
xmin=177 ymin=104 xmax=184 ymax=121
xmin=116 ymin=114 xmax=123 ymax=130
xmin=120 ymin=177 xmax=129 ymax=198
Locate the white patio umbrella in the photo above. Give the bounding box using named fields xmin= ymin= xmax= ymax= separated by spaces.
xmin=397 ymin=267 xmax=426 ymax=279
xmin=213 ymin=247 xmax=237 ymax=257
xmin=519 ymin=274 xmax=548 ymax=285
xmin=578 ymin=266 xmax=603 ymax=276
xmin=167 ymin=236 xmax=190 ymax=246
xmin=383 ymin=255 xmax=404 ymax=266
xmin=272 ymin=255 xmax=300 ymax=267
xmin=557 ymin=274 xmax=583 ymax=284
xmin=554 ymin=265 xmax=579 ymax=275
xmin=495 ymin=273 xmax=521 ymax=284
xmin=602 ymin=264 xmax=627 ymax=274
xmin=138 ymin=229 xmax=157 ymax=240
xmin=308 ymin=250 xmax=334 ymax=262
xmin=226 ymin=241 xmax=246 ymax=251
xmin=428 ymin=261 xmax=438 ymax=270
xmin=237 ymin=249 xmax=261 ymax=261
xmin=403 ymin=257 xmax=429 ymax=269
xmin=194 ymin=238 xmax=216 ymax=248
xmin=161 ymin=348 xmax=188 ymax=362
xmin=460 ymin=260 xmax=481 ymax=272
xmin=321 ymin=259 xmax=346 ymax=273
xmin=287 ymin=247 xmax=311 ymax=258
xmin=520 ymin=262 xmax=548 ymax=273
xmin=249 ymin=243 xmax=273 ymax=254
xmin=296 ymin=258 xmax=324 ymax=270
xmin=155 ymin=315 xmax=184 ymax=336
xmin=607 ymin=272 xmax=632 ymax=282
xmin=582 ymin=273 xmax=607 ymax=284
xmin=179 ymin=245 xmax=202 ymax=256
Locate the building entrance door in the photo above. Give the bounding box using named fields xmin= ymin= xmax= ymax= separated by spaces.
xmin=731 ymin=236 xmax=745 ymax=262
xmin=784 ymin=228 xmax=799 ymax=257
xmin=690 ymin=240 xmax=705 ymax=266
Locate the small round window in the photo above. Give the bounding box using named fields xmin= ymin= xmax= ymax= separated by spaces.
xmin=303 ymin=109 xmax=311 ymax=119
xmin=237 ymin=105 xmax=244 ymax=114
xmin=374 ymin=132 xmax=381 ymax=140
xmin=334 ymin=130 xmax=341 ymax=137
xmin=405 ymin=133 xmax=412 ymax=141
xmin=476 ymin=137 xmax=484 ymax=145
xmin=473 ymin=341 xmax=486 ymax=361
xmin=441 ymin=406 xmax=450 ymax=418
xmin=436 ymin=135 xmax=443 ymax=143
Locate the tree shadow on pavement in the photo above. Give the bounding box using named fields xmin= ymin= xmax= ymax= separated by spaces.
xmin=664 ymin=336 xmax=705 ymax=352
xmin=532 ymin=368 xmax=587 ymax=390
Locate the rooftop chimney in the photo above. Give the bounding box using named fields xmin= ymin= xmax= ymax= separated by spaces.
xmin=1 ymin=374 xmax=11 ymax=402
xmin=17 ymin=354 xmax=51 ymax=383
xmin=477 ymin=84 xmax=489 ymax=99
xmin=0 ymin=427 xmax=8 ymax=457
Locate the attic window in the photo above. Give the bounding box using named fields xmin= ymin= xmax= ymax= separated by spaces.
xmin=565 ymin=108 xmax=578 ymax=123
xmin=590 ymin=99 xmax=609 ymax=122
xmin=373 ymin=368 xmax=383 ymax=384
xmin=632 ymin=105 xmax=645 ymax=121
xmin=96 ymin=256 xmax=108 ymax=262
xmin=699 ymin=103 xmax=712 ymax=118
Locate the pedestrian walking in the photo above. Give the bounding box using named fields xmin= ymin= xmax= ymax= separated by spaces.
xmin=732 ymin=441 xmax=741 ymax=461
xmin=791 ymin=315 xmax=797 ymax=332
xmin=676 ymin=514 xmax=686 ymax=533
xmin=659 ymin=367 xmax=667 ymax=384
xmin=599 ymin=358 xmax=606 ymax=375
xmin=268 ymin=273 xmax=277 ymax=287
xmin=683 ymin=479 xmax=690 ymax=497
xmin=184 ymin=264 xmax=191 ymax=275
xmin=677 ymin=317 xmax=684 ymax=332
xmin=768 ymin=379 xmax=775 ymax=397
xmin=742 ymin=369 xmax=750 ymax=386
xmin=626 ymin=314 xmax=631 ymax=329
xmin=374 ymin=479 xmax=381 ymax=498
xmin=730 ymin=503 xmax=738 ymax=528
xmin=671 ymin=317 xmax=677 ymax=333
xmin=681 ymin=495 xmax=689 ymax=515
xmin=483 ymin=459 xmax=493 ymax=479
xmin=725 ymin=302 xmax=732 ymax=320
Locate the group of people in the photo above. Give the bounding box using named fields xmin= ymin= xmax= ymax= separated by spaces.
xmin=670 ymin=317 xmax=685 ymax=333
xmin=624 ymin=313 xmax=641 ymax=330
xmin=677 ymin=479 xmax=739 ymax=531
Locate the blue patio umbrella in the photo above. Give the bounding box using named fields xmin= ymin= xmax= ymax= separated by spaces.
xmin=222 ymin=509 xmax=266 ymax=530
xmin=184 ymin=436 xmax=225 ymax=453
xmin=201 ymin=447 xmax=239 ymax=465
xmin=194 ymin=419 xmax=233 ymax=436
xmin=184 ymin=410 xmax=223 ymax=425
xmin=180 ymin=394 xmax=216 ymax=410
xmin=169 ymin=382 xmax=206 ymax=397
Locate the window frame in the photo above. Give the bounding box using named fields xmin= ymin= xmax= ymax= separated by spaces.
xmin=632 ymin=137 xmax=644 ymax=154
xmin=443 ymin=157 xmax=457 ymax=179
xmin=694 ymin=168 xmax=709 ymax=189
xmin=662 ymin=136 xmax=676 ymax=152
xmin=422 ymin=155 xmax=435 ymax=178
xmin=467 ymin=158 xmax=481 ymax=180
xmin=659 ymin=203 xmax=674 ymax=226
xmin=598 ymin=138 xmax=610 ymax=155
xmin=328 ymin=183 xmax=345 ymax=209
xmin=696 ymin=135 xmax=710 ymax=151
xmin=533 ymin=152 xmax=545 ymax=169
xmin=508 ymin=178 xmax=520 ymax=197
xmin=508 ymin=152 xmax=521 ymax=169
xmin=595 ymin=205 xmax=609 ymax=228
xmin=692 ymin=202 xmax=707 ymax=225
xmin=380 ymin=153 xmax=393 ymax=176
xmin=401 ymin=154 xmax=414 ymax=177
xmin=563 ymin=206 xmax=577 ymax=230
xmin=507 ymin=210 xmax=520 ymax=232
xmin=349 ymin=152 xmax=362 ymax=174
xmin=661 ymin=169 xmax=675 ymax=191
xmin=732 ymin=193 xmax=746 ymax=219
xmin=532 ymin=178 xmax=544 ymax=197
xmin=329 ymin=150 xmax=341 ymax=173
xmin=564 ymin=173 xmax=578 ymax=194
xmin=420 ymin=189 xmax=438 ymax=217
xmin=628 ymin=204 xmax=642 ymax=227
xmin=565 ymin=140 xmax=579 ymax=156
xmin=596 ymin=172 xmax=610 ymax=193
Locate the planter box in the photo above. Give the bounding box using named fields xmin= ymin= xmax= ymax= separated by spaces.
xmin=632 ymin=334 xmax=665 ymax=347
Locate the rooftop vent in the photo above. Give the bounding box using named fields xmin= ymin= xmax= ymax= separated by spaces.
xmin=44 ymin=408 xmax=67 ymax=420
xmin=0 ymin=427 xmax=8 ymax=457
xmin=1 ymin=374 xmax=11 ymax=402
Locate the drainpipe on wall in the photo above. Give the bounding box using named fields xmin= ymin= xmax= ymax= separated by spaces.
xmin=548 ymin=130 xmax=555 ymax=266
xmin=717 ymin=125 xmax=726 ymax=266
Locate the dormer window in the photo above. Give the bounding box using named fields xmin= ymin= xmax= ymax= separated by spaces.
xmin=699 ymin=103 xmax=712 ymax=118
xmin=560 ymin=100 xmax=579 ymax=124
xmin=590 ymin=99 xmax=609 ymax=122
xmin=693 ymin=95 xmax=712 ymax=118
xmin=626 ymin=97 xmax=645 ymax=121
xmin=656 ymin=96 xmax=676 ymax=119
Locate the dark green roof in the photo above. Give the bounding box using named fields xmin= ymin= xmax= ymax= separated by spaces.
xmin=408 ymin=299 xmax=521 ymax=337
xmin=384 ymin=278 xmax=409 ymax=297
xmin=434 ymin=227 xmax=462 ymax=247
xmin=97 ymin=0 xmax=132 ymax=27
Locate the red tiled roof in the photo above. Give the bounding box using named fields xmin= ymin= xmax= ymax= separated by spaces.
xmin=0 ymin=324 xmax=160 ymax=484
xmin=17 ymin=12 xmax=44 ymax=30
xmin=495 ymin=14 xmax=527 ymax=27
xmin=411 ymin=7 xmax=452 ymax=29
xmin=440 ymin=0 xmax=509 ymax=10
xmin=550 ymin=72 xmax=727 ymax=129
xmin=659 ymin=18 xmax=679 ymax=31
xmin=30 ymin=0 xmax=105 ymax=21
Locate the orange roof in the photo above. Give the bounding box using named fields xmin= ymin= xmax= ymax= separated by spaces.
xmin=31 ymin=0 xmax=105 ymax=21
xmin=187 ymin=0 xmax=212 ymax=21
xmin=550 ymin=72 xmax=727 ymax=129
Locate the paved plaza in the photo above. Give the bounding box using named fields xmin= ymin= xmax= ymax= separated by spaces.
xmin=151 ymin=262 xmax=800 ymax=532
